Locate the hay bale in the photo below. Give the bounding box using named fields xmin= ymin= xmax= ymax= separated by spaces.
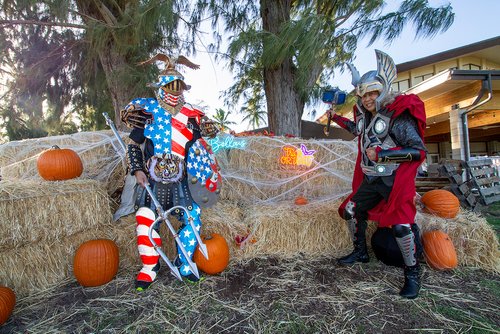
xmin=231 ymin=200 xmax=352 ymax=259
xmin=416 ymin=210 xmax=500 ymax=273
xmin=0 ymin=130 xmax=128 ymax=196
xmin=0 ymin=179 xmax=112 ymax=250
xmin=215 ymin=136 xmax=356 ymax=203
xmin=0 ymin=220 xmax=137 ymax=297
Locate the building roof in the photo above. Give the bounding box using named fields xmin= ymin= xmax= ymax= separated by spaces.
xmin=235 ymin=120 xmax=355 ymax=140
xmin=396 ymin=36 xmax=500 ymax=73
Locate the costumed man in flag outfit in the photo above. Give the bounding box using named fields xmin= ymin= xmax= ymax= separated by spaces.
xmin=122 ymin=54 xmax=221 ymax=290
xmin=328 ymin=50 xmax=427 ymax=299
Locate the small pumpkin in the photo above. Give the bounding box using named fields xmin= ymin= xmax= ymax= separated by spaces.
xmin=294 ymin=196 xmax=308 ymax=205
xmin=73 ymin=239 xmax=119 ymax=287
xmin=193 ymin=233 xmax=230 ymax=275
xmin=37 ymin=145 xmax=83 ymax=181
xmin=0 ymin=286 xmax=15 ymax=326
xmin=422 ymin=230 xmax=458 ymax=270
xmin=421 ymin=189 xmax=460 ymax=218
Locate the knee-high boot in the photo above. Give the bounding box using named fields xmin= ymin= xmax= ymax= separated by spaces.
xmin=393 ymin=224 xmax=420 ymax=299
xmin=338 ymin=218 xmax=369 ymax=265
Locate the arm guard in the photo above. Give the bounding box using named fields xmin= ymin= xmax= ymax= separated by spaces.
xmin=376 ymin=147 xmax=423 ymax=163
xmin=120 ymin=103 xmax=152 ymax=129
xmin=200 ymin=116 xmax=220 ymax=138
xmin=128 ymin=144 xmax=145 ymax=175
xmin=332 ymin=114 xmax=356 ymax=134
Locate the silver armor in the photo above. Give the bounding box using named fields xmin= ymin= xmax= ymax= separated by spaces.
xmin=359 ymin=111 xmax=400 ymax=177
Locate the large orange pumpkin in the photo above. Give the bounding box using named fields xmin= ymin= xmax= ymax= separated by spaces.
xmin=0 ymin=286 xmax=15 ymax=326
xmin=421 ymin=189 xmax=460 ymax=218
xmin=73 ymin=239 xmax=119 ymax=287
xmin=193 ymin=233 xmax=230 ymax=275
xmin=37 ymin=145 xmax=83 ymax=181
xmin=422 ymin=230 xmax=458 ymax=270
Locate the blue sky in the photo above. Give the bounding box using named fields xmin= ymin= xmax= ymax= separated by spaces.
xmin=183 ymin=0 xmax=500 ymax=131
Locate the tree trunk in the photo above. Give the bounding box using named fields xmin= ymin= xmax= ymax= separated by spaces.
xmin=75 ymin=0 xmax=132 ymax=130
xmin=260 ymin=0 xmax=304 ymax=137
xmin=98 ymin=47 xmax=133 ymax=130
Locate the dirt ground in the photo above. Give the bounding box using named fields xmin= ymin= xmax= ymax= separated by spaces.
xmin=2 ymin=254 xmax=499 ymax=334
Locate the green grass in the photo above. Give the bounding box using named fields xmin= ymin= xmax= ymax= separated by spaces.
xmin=483 ymin=201 xmax=500 ymax=239
xmin=433 ymin=304 xmax=499 ymax=334
xmin=479 ymin=278 xmax=500 ymax=299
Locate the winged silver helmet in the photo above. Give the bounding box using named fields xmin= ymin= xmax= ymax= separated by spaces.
xmin=347 ymin=50 xmax=397 ymax=112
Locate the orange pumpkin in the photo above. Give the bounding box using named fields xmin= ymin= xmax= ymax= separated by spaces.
xmin=37 ymin=145 xmax=83 ymax=181
xmin=193 ymin=233 xmax=230 ymax=275
xmin=422 ymin=230 xmax=458 ymax=270
xmin=73 ymin=239 xmax=119 ymax=287
xmin=421 ymin=189 xmax=460 ymax=218
xmin=294 ymin=196 xmax=308 ymax=205
xmin=0 ymin=286 xmax=15 ymax=326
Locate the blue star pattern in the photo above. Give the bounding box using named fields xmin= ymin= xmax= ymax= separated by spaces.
xmin=187 ymin=139 xmax=216 ymax=185
xmin=177 ymin=203 xmax=202 ymax=276
xmin=133 ymin=98 xmax=173 ymax=156
xmin=157 ymin=74 xmax=183 ymax=86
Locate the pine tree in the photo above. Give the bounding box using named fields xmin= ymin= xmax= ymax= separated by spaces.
xmin=191 ymin=0 xmax=454 ymax=136
xmin=0 ymin=0 xmax=196 ymax=138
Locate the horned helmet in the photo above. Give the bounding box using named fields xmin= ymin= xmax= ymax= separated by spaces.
xmin=347 ymin=50 xmax=397 ymax=112
xmin=139 ymin=53 xmax=200 ymax=115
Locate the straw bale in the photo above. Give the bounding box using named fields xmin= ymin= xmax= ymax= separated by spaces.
xmin=0 ymin=179 xmax=112 ymax=250
xmin=416 ymin=209 xmax=500 ymax=273
xmin=0 ymin=219 xmax=138 ymax=297
xmin=232 ymin=200 xmax=352 ymax=259
xmin=215 ymin=136 xmax=357 ymax=203
xmin=0 ymin=130 xmax=128 ymax=195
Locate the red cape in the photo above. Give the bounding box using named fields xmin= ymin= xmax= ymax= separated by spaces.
xmin=339 ymin=94 xmax=426 ymax=227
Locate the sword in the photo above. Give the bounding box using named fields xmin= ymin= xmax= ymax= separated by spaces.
xmin=148 ymin=215 xmax=183 ymax=281
xmin=102 ymin=112 xmax=127 ymax=156
xmin=144 ymin=184 xmax=202 ymax=279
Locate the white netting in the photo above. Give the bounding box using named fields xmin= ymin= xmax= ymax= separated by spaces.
xmin=214 ymin=135 xmax=358 ymax=205
xmin=0 ymin=130 xmax=128 ymax=196
xmin=0 ymin=130 xmax=359 ymax=210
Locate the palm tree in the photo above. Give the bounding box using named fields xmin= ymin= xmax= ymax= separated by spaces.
xmin=241 ymin=106 xmax=267 ymax=130
xmin=212 ymin=108 xmax=236 ymax=132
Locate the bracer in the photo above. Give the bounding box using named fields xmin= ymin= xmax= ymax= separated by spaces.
xmin=128 ymin=144 xmax=145 ymax=175
xmin=377 ymin=147 xmax=422 ymax=163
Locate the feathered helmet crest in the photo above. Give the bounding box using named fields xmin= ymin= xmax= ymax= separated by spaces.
xmin=138 ymin=53 xmax=200 ymax=91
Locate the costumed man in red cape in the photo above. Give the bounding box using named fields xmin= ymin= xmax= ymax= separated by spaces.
xmin=329 ymin=50 xmax=427 ymax=299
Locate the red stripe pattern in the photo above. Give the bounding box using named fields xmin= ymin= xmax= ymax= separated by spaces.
xmin=135 ymin=207 xmax=162 ymax=283
xmin=144 ymin=99 xmax=205 ymax=159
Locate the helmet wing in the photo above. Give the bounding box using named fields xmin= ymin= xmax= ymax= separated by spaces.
xmin=375 ymin=49 xmax=397 ymax=110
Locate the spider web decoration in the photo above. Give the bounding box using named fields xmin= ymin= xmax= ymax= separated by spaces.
xmin=213 ymin=135 xmax=357 ymax=205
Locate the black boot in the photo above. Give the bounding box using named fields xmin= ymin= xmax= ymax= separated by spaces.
xmin=338 ymin=215 xmax=369 ymax=265
xmin=338 ymin=239 xmax=369 ymax=265
xmin=399 ymin=264 xmax=420 ymax=299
